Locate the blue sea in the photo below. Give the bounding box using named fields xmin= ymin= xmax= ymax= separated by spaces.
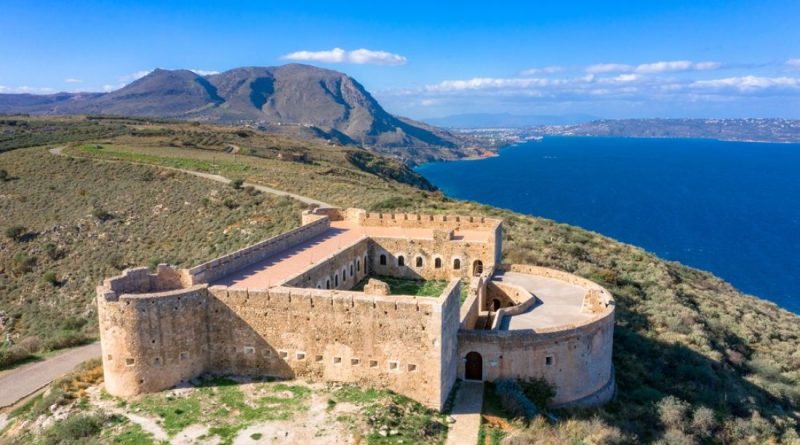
xmin=416 ymin=137 xmax=800 ymax=314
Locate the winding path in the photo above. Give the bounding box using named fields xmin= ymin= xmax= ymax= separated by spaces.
xmin=48 ymin=146 xmax=332 ymax=208
xmin=0 ymin=342 xmax=101 ymax=409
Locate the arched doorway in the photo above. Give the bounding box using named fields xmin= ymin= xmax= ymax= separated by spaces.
xmin=465 ymin=351 xmax=483 ymax=380
xmin=473 ymin=260 xmax=484 ymax=277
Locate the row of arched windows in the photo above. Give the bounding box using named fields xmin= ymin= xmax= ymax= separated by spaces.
xmin=316 ymin=255 xmax=368 ymax=290
xmin=377 ymin=253 xmax=482 ymax=275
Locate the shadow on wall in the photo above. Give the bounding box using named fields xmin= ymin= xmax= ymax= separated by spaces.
xmin=206 ymin=294 xmax=298 ymax=380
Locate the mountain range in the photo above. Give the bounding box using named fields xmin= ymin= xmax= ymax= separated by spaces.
xmin=0 ymin=64 xmax=478 ymax=162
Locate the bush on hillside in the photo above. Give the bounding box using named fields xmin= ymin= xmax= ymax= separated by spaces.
xmin=5 ymin=224 xmax=26 ymax=241
xmin=230 ymin=178 xmax=244 ymax=189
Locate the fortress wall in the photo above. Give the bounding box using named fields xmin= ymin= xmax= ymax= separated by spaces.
xmin=438 ymin=280 xmax=462 ymax=408
xmin=205 ymin=284 xmax=458 ymax=409
xmin=360 ymin=212 xmax=503 ymax=232
xmin=97 ymin=285 xmax=209 ymax=397
xmin=281 ymin=239 xmax=369 ymax=289
xmin=187 ymin=216 xmax=330 ymax=285
xmin=103 ymin=265 xmax=188 ymax=296
xmin=457 ymin=305 xmax=615 ymax=407
xmin=368 ymin=236 xmax=496 ymax=281
xmin=485 ymin=281 xmax=531 ymax=311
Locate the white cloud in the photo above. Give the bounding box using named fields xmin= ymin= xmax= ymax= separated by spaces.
xmin=586 ymin=63 xmax=632 ymax=74
xmin=425 ymin=77 xmax=560 ymax=92
xmin=64 ymin=78 xmax=82 ymax=84
xmin=190 ymin=69 xmax=220 ymax=76
xmin=282 ymin=48 xmax=407 ymax=65
xmin=635 ymin=60 xmax=720 ymax=73
xmin=613 ymin=74 xmax=639 ymax=82
xmin=586 ymin=60 xmax=720 ymax=74
xmin=103 ymin=84 xmax=117 ymax=92
xmin=787 ymin=58 xmax=800 ymax=69
xmin=118 ymin=70 xmax=152 ymax=83
xmin=691 ymin=75 xmax=800 ymax=91
xmin=348 ymin=48 xmax=407 ymax=65
xmin=520 ymin=66 xmax=564 ymax=76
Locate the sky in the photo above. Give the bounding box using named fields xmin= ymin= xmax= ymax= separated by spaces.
xmin=1 ymin=0 xmax=799 ymax=119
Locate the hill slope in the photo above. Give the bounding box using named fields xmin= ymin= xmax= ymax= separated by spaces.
xmin=0 ymin=118 xmax=798 ymax=443
xmin=0 ymin=64 xmax=476 ymax=162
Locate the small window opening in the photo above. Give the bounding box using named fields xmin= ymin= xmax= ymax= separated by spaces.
xmin=453 ymin=258 xmax=461 ymax=270
xmin=398 ymin=255 xmax=405 ymax=267
xmin=435 ymin=257 xmax=442 ymax=269
xmin=416 ymin=257 xmax=423 ymax=268
xmin=380 ymin=254 xmax=387 ymax=265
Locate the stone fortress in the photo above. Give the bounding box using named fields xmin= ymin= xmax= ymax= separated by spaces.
xmin=97 ymin=207 xmax=615 ymax=410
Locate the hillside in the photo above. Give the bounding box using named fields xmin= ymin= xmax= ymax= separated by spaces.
xmin=0 ymin=64 xmax=483 ymax=162
xmin=0 ymin=118 xmax=798 ymax=443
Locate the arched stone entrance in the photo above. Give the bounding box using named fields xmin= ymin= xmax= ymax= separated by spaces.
xmin=472 ymin=260 xmax=484 ymax=277
xmin=465 ymin=351 xmax=483 ymax=381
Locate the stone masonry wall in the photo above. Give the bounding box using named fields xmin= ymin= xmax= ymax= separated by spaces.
xmin=187 ymin=217 xmax=330 ymax=285
xmin=97 ymin=284 xmax=210 ymax=397
xmin=205 ymin=284 xmax=460 ymax=409
xmin=281 ymin=239 xmax=369 ymax=290
xmin=368 ymin=236 xmax=496 ymax=281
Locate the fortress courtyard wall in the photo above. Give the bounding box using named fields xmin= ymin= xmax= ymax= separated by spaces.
xmin=281 ymin=239 xmax=369 ymax=289
xmin=205 ymin=283 xmax=461 ymax=409
xmin=367 ymin=236 xmax=497 ymax=281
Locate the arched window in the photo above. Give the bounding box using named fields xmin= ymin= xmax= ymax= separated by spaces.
xmin=435 ymin=257 xmax=442 ymax=269
xmin=350 ymin=264 xmax=354 ymax=276
xmin=357 ymin=259 xmax=361 ymax=272
xmin=326 ymin=279 xmax=330 ymax=289
xmin=380 ymin=254 xmax=387 ymax=265
xmin=342 ymin=268 xmax=347 ymax=280
xmin=453 ymin=258 xmax=461 ymax=270
xmin=416 ymin=256 xmax=424 ymax=268
xmin=334 ymin=274 xmax=339 ymax=287
xmin=317 ymin=284 xmax=322 ymax=289
xmin=398 ymin=255 xmax=405 ymax=267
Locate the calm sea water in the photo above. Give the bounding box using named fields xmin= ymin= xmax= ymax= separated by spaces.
xmin=416 ymin=137 xmax=800 ymax=314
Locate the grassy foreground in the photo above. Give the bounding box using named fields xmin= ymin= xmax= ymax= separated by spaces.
xmin=0 ymin=117 xmax=798 ymax=444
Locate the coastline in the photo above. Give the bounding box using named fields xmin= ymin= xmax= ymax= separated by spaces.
xmin=415 ymin=136 xmax=800 ymax=315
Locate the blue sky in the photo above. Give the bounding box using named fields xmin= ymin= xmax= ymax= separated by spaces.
xmin=1 ymin=0 xmax=799 ymax=119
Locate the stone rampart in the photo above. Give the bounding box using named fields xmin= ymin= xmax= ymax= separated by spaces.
xmin=487 ymin=282 xmax=536 ymax=330
xmin=205 ymin=282 xmax=460 ymax=409
xmin=97 ymin=279 xmax=209 ymax=397
xmin=457 ymin=307 xmax=614 ymax=407
xmin=187 ymin=217 xmax=330 ymax=285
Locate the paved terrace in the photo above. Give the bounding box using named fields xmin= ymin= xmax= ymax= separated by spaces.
xmin=213 ymin=220 xmax=492 ymax=289
xmin=494 ymin=271 xmax=593 ymax=331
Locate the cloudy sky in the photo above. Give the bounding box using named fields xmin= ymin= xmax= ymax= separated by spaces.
xmin=1 ymin=0 xmax=799 ymax=119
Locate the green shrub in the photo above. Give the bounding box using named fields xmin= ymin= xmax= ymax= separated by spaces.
xmin=39 ymin=412 xmax=106 ymax=444
xmin=43 ymin=271 xmax=59 ymax=286
xmin=223 ymin=197 xmax=239 ymax=209
xmin=519 ymin=377 xmax=556 ymax=408
xmin=12 ymin=253 xmax=36 ymax=274
xmin=0 ymin=168 xmax=8 ymax=181
xmin=230 ymin=178 xmax=245 ymax=189
xmin=495 ymin=379 xmax=538 ymax=422
xmin=5 ymin=224 xmax=26 ymax=240
xmin=44 ymin=243 xmax=66 ymax=260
